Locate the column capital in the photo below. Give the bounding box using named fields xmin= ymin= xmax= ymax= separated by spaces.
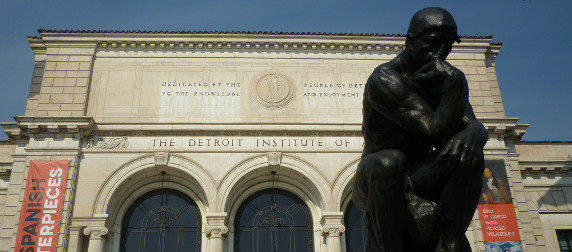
xmin=205 ymin=212 xmax=228 ymax=238
xmin=321 ymin=212 xmax=345 ymax=237
xmin=322 ymin=224 xmax=346 ymax=237
xmin=83 ymin=226 xmax=110 ymax=240
xmin=205 ymin=225 xmax=229 ymax=238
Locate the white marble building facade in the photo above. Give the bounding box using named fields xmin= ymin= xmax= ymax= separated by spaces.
xmin=0 ymin=30 xmax=571 ymax=252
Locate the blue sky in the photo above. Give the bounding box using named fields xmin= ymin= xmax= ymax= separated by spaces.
xmin=1 ymin=0 xmax=570 ymax=140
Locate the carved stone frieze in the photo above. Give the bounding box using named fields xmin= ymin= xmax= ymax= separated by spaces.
xmin=86 ymin=135 xmax=129 ymax=149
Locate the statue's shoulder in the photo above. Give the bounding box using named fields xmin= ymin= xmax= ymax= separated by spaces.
xmin=367 ymin=62 xmax=404 ymax=90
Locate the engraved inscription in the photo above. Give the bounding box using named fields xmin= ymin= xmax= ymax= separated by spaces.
xmin=302 ymin=83 xmax=364 ymax=98
xmin=161 ymin=81 xmax=241 ymax=97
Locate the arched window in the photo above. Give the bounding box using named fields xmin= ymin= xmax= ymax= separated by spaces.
xmin=234 ymin=188 xmax=313 ymax=252
xmin=344 ymin=200 xmax=367 ymax=252
xmin=120 ymin=189 xmax=201 ymax=252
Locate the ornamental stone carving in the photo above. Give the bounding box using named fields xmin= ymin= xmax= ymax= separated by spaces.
xmin=267 ymin=151 xmax=282 ymax=167
xmin=205 ymin=225 xmax=229 ymax=238
xmin=83 ymin=226 xmax=110 ymax=240
xmin=251 ymin=71 xmax=295 ymax=109
xmin=321 ymin=224 xmax=345 ymax=237
xmin=86 ymin=135 xmax=129 ymax=149
xmin=154 ymin=152 xmax=169 ymax=166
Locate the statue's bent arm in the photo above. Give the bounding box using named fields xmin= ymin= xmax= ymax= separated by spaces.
xmin=365 ymin=65 xmax=469 ymax=148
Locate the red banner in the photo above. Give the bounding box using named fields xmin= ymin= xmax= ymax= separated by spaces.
xmin=477 ymin=204 xmax=520 ymax=241
xmin=478 ymin=160 xmax=523 ymax=251
xmin=15 ymin=160 xmax=69 ymax=252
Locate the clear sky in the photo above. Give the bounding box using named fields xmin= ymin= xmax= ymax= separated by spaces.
xmin=1 ymin=0 xmax=570 ymax=140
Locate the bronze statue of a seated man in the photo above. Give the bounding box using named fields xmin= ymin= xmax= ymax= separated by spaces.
xmin=353 ymin=7 xmax=489 ymax=252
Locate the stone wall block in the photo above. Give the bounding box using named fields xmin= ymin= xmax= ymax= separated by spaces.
xmin=53 ymin=78 xmax=77 ymax=87
xmin=41 ymin=77 xmax=54 ymax=87
xmin=66 ymin=71 xmax=90 ymax=78
xmin=46 ymin=48 xmax=60 ymax=54
xmin=69 ymin=55 xmax=93 ymax=62
xmin=460 ymin=66 xmax=477 ymax=74
xmin=45 ymin=61 xmax=57 ymax=70
xmin=48 ymin=110 xmax=73 ymax=116
xmin=33 ymin=67 xmax=44 ymax=77
xmin=43 ymin=87 xmax=64 ymax=94
xmin=25 ymin=99 xmax=39 ymax=111
xmin=60 ymin=103 xmax=84 ymax=112
xmin=48 ymin=55 xmax=70 ymax=62
xmin=523 ymin=232 xmax=536 ymax=245
xmin=57 ymin=48 xmax=89 ymax=55
xmin=515 ymin=191 xmax=527 ymax=203
xmin=32 ymin=110 xmax=48 ymax=116
xmin=73 ymin=95 xmax=86 ymax=104
xmin=29 ymin=83 xmax=42 ymax=93
xmin=31 ymin=76 xmax=43 ymax=85
xmin=50 ymin=94 xmax=74 ymax=104
xmin=63 ymin=87 xmax=87 ymax=94
xmin=78 ymin=62 xmax=92 ymax=70
xmin=466 ymin=74 xmax=489 ymax=82
xmin=43 ymin=70 xmax=67 ymax=78
xmin=40 ymin=104 xmax=62 ymax=111
xmin=466 ymin=60 xmax=485 ymax=66
xmin=38 ymin=94 xmax=51 ymax=104
xmin=56 ymin=62 xmax=80 ymax=71
xmin=75 ymin=78 xmax=89 ymax=87
xmin=476 ymin=67 xmax=487 ymax=74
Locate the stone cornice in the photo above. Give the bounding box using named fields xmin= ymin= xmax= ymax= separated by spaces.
xmin=27 ymin=37 xmax=46 ymax=56
xmin=520 ymin=160 xmax=572 ymax=174
xmin=32 ymin=31 xmax=496 ymax=54
xmin=92 ymin=118 xmax=525 ymax=134
xmin=93 ymin=122 xmax=362 ymax=133
xmin=2 ymin=116 xmax=94 ymax=139
xmin=480 ymin=117 xmax=528 ymax=141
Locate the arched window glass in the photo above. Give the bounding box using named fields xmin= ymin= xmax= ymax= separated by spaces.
xmin=234 ymin=188 xmax=313 ymax=252
xmin=120 ymin=189 xmax=201 ymax=252
xmin=344 ymin=200 xmax=367 ymax=252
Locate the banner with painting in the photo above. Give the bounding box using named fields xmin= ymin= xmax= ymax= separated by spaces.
xmin=477 ymin=159 xmax=523 ymax=252
xmin=15 ymin=160 xmax=69 ymax=252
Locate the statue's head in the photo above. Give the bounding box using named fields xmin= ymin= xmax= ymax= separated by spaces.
xmin=406 ymin=7 xmax=461 ymax=64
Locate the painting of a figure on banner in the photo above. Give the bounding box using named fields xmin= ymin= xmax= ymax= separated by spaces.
xmin=480 ymin=160 xmax=512 ymax=205
xmin=477 ymin=160 xmax=523 ymax=252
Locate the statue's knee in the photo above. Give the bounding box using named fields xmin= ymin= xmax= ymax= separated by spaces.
xmin=370 ymin=150 xmax=407 ymax=177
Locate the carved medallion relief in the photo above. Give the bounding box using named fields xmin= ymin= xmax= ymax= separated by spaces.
xmin=251 ymin=71 xmax=295 ymax=109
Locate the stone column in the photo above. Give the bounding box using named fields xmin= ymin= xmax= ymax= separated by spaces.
xmin=205 ymin=213 xmax=228 ymax=252
xmin=321 ymin=212 xmax=345 ymax=252
xmin=83 ymin=226 xmax=109 ymax=252
xmin=206 ymin=225 xmax=229 ymax=252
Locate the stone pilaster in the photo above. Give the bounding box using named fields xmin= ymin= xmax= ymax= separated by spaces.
xmin=67 ymin=225 xmax=85 ymax=252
